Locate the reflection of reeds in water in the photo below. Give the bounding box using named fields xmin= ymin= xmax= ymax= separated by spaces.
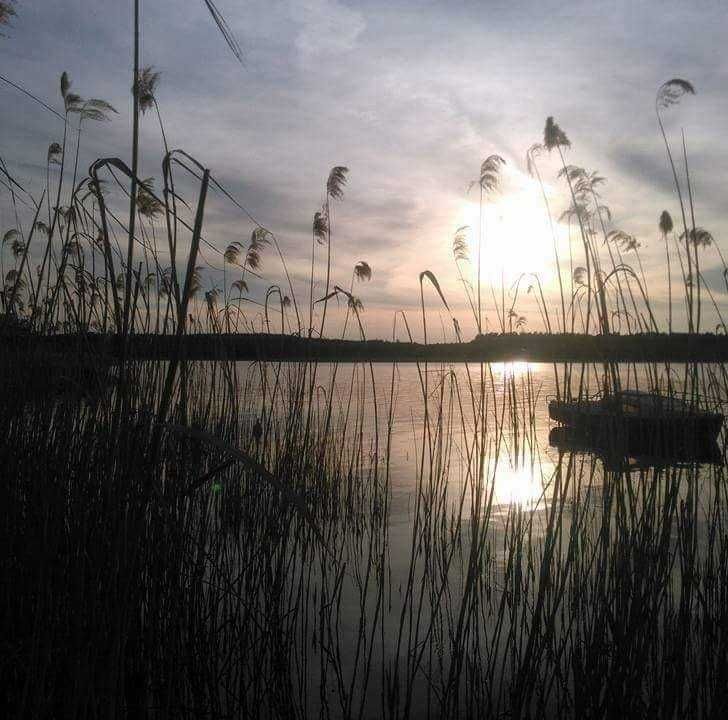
xmin=6 ymin=351 xmax=727 ymax=717
xmin=376 ymin=359 xmax=727 ymax=718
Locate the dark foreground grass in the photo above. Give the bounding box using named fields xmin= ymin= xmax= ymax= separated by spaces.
xmin=2 ymin=350 xmax=728 ymax=718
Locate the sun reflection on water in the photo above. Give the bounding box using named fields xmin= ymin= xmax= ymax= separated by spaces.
xmin=490 ymin=361 xmax=535 ymax=378
xmin=491 ymin=463 xmax=551 ymax=512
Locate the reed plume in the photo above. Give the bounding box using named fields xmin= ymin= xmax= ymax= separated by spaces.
xmin=655 ymin=78 xmax=696 ymax=330
xmin=527 ymin=142 xmax=566 ymax=332
xmin=660 ymin=210 xmax=674 ymax=333
xmin=353 ymin=260 xmax=371 ymax=282
xmin=469 ymin=154 xmax=505 ymax=334
xmin=319 ymin=166 xmax=349 ymax=336
xmin=0 ymin=1 xmax=16 ymax=28
xmin=134 ymin=66 xmax=161 ymax=114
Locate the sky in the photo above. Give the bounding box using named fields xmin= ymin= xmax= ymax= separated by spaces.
xmin=1 ymin=0 xmax=727 ymax=339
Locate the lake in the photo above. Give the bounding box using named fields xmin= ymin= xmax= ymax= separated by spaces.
xmin=197 ymin=359 xmax=727 ymax=718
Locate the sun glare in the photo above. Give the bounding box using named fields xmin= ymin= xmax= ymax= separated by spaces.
xmin=457 ymin=174 xmax=560 ymax=287
xmin=492 ymin=464 xmax=550 ymax=511
xmin=490 ymin=361 xmax=535 ymax=378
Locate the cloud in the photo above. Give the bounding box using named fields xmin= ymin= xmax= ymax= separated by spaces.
xmin=1 ymin=0 xmax=727 ymax=337
xmin=289 ymin=0 xmax=365 ymax=60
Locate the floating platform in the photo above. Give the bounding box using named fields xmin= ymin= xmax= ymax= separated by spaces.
xmin=548 ymin=390 xmax=723 ymax=458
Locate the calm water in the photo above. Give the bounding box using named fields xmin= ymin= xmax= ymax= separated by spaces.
xmin=245 ymin=360 xmax=726 ymax=515
xmin=218 ymin=360 xmax=728 ymax=717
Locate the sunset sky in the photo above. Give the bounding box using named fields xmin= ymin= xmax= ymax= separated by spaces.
xmin=1 ymin=0 xmax=727 ymax=338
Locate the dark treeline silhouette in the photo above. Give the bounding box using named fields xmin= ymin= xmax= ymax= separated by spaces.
xmin=13 ymin=330 xmax=728 ymax=363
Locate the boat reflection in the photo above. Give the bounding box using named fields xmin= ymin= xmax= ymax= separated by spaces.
xmin=549 ymin=426 xmax=723 ymax=472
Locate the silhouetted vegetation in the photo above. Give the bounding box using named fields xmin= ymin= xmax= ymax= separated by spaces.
xmin=11 ymin=330 xmax=728 ymax=363
xmin=2 ymin=4 xmax=728 ymax=719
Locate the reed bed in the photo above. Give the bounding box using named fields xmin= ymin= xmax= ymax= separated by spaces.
xmin=3 ymin=352 xmax=727 ymax=718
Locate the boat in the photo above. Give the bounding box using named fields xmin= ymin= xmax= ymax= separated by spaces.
xmin=548 ymin=390 xmax=723 ymax=456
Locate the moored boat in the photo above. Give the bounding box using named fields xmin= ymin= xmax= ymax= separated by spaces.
xmin=548 ymin=390 xmax=723 ymax=455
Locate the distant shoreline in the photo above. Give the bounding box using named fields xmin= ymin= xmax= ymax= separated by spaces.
xmin=10 ymin=332 xmax=728 ymax=363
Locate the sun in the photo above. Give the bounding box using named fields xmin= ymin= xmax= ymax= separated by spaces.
xmin=456 ymin=172 xmax=562 ymax=289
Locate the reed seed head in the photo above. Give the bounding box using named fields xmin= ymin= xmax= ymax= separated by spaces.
xmin=134 ymin=66 xmax=161 ymax=114
xmin=313 ymin=211 xmax=328 ymax=244
xmin=659 ymin=210 xmax=673 ymax=235
xmin=656 ymin=78 xmax=696 ymax=110
xmin=354 ymin=261 xmax=372 ymax=282
xmin=452 ymin=225 xmax=470 ymax=262
xmin=544 ymin=116 xmax=570 ymax=151
xmin=681 ymin=227 xmax=714 ymax=248
xmin=47 ymin=142 xmax=63 ymax=165
xmin=327 ymin=166 xmax=349 ymax=200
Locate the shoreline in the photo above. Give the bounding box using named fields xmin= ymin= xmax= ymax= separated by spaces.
xmin=8 ymin=332 xmax=728 ymax=363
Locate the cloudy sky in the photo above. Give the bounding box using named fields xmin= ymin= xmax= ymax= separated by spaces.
xmin=1 ymin=0 xmax=727 ymax=338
